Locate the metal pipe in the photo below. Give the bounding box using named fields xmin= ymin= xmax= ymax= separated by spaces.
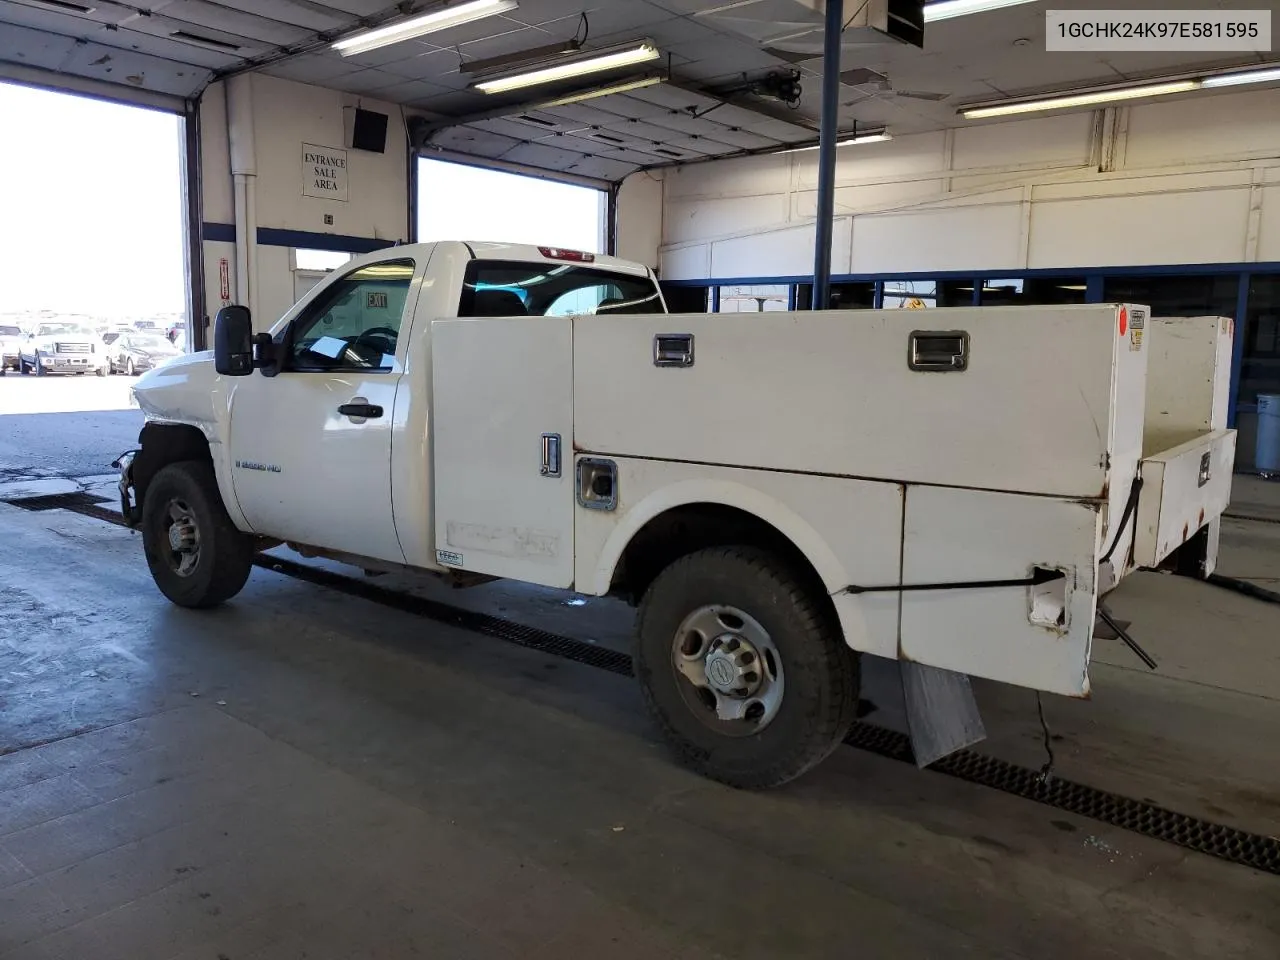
xmin=233 ymin=174 xmax=249 ymax=308
xmin=227 ymin=75 xmax=258 ymax=319
xmin=811 ymin=0 xmax=843 ymax=310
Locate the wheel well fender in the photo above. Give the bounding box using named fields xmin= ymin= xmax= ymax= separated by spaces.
xmin=134 ymin=421 xmax=213 ymax=506
xmin=590 ymin=479 xmax=847 ymax=602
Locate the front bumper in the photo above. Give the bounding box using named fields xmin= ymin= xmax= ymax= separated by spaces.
xmin=42 ymin=354 xmax=103 ymax=372
xmin=116 ymin=450 xmax=139 ymax=527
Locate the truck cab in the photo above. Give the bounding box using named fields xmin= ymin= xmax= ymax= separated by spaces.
xmin=119 ymin=240 xmax=1236 ymax=790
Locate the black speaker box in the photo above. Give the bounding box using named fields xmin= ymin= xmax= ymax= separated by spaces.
xmin=351 ymin=108 xmax=389 ymax=153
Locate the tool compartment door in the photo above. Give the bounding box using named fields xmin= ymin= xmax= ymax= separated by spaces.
xmin=431 ymin=316 xmax=575 ymax=588
xmin=1134 ymin=429 xmax=1237 ymax=568
xmin=899 ymin=485 xmax=1104 ymax=697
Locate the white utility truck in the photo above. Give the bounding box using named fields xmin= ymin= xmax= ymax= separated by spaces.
xmin=118 ymin=241 xmax=1236 ymax=788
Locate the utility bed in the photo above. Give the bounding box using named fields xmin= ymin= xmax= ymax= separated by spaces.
xmin=432 ymin=303 xmax=1236 ymax=701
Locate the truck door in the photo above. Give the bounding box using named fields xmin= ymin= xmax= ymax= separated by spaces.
xmin=226 ymin=257 xmax=418 ymax=564
xmin=431 ymin=314 xmax=575 ymax=588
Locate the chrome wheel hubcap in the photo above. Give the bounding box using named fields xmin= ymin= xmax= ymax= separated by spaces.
xmin=672 ymin=605 xmax=785 ymax=734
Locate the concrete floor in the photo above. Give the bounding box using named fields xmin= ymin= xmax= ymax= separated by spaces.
xmin=1 ymin=481 xmax=1279 ymax=958
xmin=0 ymin=377 xmax=142 ymax=479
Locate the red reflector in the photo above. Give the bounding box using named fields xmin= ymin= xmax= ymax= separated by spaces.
xmin=539 ymin=246 xmax=595 ymax=263
xmin=1119 ymin=307 xmax=1128 ymax=337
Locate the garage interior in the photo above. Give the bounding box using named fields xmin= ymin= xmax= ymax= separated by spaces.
xmin=1 ymin=1 xmax=1279 ymax=958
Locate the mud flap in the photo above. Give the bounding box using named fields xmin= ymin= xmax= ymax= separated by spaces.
xmin=901 ymin=661 xmax=987 ymax=768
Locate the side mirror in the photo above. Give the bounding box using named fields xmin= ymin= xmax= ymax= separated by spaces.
xmin=252 ymin=332 xmax=280 ymax=377
xmin=213 ymin=305 xmax=253 ymax=376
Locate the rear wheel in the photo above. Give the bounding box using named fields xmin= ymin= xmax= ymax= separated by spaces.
xmin=634 ymin=546 xmax=859 ymax=789
xmin=141 ymin=460 xmax=254 ymax=608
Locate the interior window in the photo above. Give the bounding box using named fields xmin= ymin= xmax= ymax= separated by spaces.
xmin=981 ymin=276 xmax=1088 ymax=305
xmin=883 ymin=279 xmax=938 ymax=309
xmin=716 ymin=284 xmax=790 ymax=313
xmin=288 ymin=259 xmax=415 ymax=371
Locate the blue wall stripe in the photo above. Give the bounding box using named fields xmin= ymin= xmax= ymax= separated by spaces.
xmin=202 ymin=221 xmax=236 ymax=243
xmin=201 ymin=222 xmax=401 ymax=254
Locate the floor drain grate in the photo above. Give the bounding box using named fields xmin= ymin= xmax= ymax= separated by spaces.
xmin=58 ymin=499 xmax=1280 ymax=875
xmin=5 ymin=491 xmax=115 ymax=512
xmin=842 ymin=723 xmax=1280 ymax=875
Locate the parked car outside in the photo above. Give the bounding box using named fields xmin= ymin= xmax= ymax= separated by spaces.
xmin=0 ymin=324 xmax=22 ymax=375
xmin=109 ymin=331 xmax=183 ymax=376
xmin=18 ymin=321 xmax=109 ymax=376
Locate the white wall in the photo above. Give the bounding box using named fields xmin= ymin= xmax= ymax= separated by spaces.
xmin=615 ymin=170 xmax=663 ymax=268
xmin=649 ymin=88 xmax=1280 ymax=280
xmin=198 ymin=74 xmax=410 ymax=332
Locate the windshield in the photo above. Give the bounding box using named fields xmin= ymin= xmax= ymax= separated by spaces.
xmin=37 ymin=323 xmax=94 ymax=336
xmin=459 ymin=261 xmax=664 ymax=317
xmin=0 ymin=326 xmax=20 ymax=337
xmin=132 ymin=335 xmax=176 ymax=351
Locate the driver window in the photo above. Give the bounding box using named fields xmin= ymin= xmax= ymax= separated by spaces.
xmin=288 ymin=259 xmax=415 ymax=372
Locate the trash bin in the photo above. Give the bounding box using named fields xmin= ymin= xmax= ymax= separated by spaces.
xmin=1258 ymin=393 xmax=1280 ymax=478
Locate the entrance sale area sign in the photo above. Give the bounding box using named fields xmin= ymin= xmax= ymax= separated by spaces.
xmin=302 ymin=144 xmax=348 ymax=201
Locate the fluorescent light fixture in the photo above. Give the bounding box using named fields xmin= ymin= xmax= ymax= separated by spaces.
xmin=1202 ymin=65 xmax=1280 ymax=88
xmin=962 ymin=80 xmax=1198 ymax=119
xmin=533 ymin=76 xmax=665 ymax=109
xmin=784 ymin=131 xmax=893 ymax=153
xmin=923 ymin=0 xmax=1037 ymax=22
xmin=333 ymin=0 xmax=517 ymax=57
xmin=474 ymin=41 xmax=661 ymax=94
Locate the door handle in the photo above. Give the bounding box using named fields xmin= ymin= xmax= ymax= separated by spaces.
xmin=337 ymin=400 xmax=383 ymax=421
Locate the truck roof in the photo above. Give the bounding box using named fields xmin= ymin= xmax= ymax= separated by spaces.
xmin=342 ymin=240 xmax=654 ymax=279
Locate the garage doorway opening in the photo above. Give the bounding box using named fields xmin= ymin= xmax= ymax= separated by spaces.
xmin=0 ymin=81 xmax=185 ymax=482
xmin=416 ymin=158 xmax=606 ymax=254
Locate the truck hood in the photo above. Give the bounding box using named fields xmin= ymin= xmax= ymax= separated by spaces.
xmin=132 ymin=351 xmax=221 ymax=431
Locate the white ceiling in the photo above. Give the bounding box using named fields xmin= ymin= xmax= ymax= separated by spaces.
xmin=0 ymin=0 xmax=1275 ymax=182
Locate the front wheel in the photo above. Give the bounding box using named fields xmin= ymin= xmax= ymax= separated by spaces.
xmin=634 ymin=546 xmax=859 ymax=789
xmin=34 ymin=353 xmax=45 ymax=376
xmin=140 ymin=460 xmax=255 ymax=608
xmin=126 ymin=358 xmax=135 ymax=376
xmin=95 ymin=365 xmax=106 ymax=377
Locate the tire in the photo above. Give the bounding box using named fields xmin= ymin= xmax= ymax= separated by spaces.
xmin=95 ymin=365 xmax=106 ymax=377
xmin=141 ymin=460 xmax=254 ymax=608
xmin=634 ymin=546 xmax=859 ymax=789
xmin=19 ymin=357 xmax=28 ymax=375
xmin=34 ymin=354 xmax=45 ymax=376
xmin=126 ymin=358 xmax=135 ymax=376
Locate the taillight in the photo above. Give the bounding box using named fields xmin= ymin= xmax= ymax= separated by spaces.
xmin=538 ymin=246 xmax=595 ymax=263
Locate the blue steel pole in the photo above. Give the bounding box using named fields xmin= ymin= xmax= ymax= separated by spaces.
xmin=811 ymin=0 xmax=843 ymax=310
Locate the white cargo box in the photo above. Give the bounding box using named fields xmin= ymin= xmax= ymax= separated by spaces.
xmin=574 ymin=304 xmax=1148 ymax=502
xmin=431 ymin=303 xmax=1235 ymax=700
xmin=1135 ymin=315 xmax=1236 ymax=571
